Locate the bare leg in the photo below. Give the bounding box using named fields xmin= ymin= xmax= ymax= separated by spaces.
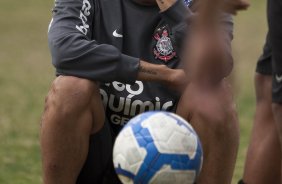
xmin=243 ymin=74 xmax=281 ymax=184
xmin=273 ymin=103 xmax=282 ymax=184
xmin=177 ymin=80 xmax=239 ymax=184
xmin=40 ymin=76 xmax=105 ymax=184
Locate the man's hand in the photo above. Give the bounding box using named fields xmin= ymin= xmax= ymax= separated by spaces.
xmin=165 ymin=68 xmax=187 ymax=92
xmin=196 ymin=0 xmax=249 ymax=24
xmin=137 ymin=60 xmax=187 ymax=92
xmin=222 ymin=0 xmax=250 ymax=15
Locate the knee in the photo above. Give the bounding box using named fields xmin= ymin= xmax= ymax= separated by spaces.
xmin=44 ymin=76 xmax=98 ymax=116
xmin=195 ymin=88 xmax=238 ymax=142
xmin=202 ymin=104 xmax=238 ymax=138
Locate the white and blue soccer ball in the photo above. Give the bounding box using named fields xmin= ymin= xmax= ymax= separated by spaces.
xmin=113 ymin=111 xmax=203 ymax=184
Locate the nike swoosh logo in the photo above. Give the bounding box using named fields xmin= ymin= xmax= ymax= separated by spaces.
xmin=276 ymin=74 xmax=282 ymax=83
xmin=113 ymin=29 xmax=123 ymax=38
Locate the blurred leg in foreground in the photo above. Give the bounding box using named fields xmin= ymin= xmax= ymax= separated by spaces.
xmin=177 ymin=0 xmax=249 ymax=182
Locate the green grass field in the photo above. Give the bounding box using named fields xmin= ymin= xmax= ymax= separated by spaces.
xmin=0 ymin=0 xmax=267 ymax=183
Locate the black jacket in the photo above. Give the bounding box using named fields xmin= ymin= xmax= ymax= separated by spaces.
xmin=48 ymin=0 xmax=233 ymax=134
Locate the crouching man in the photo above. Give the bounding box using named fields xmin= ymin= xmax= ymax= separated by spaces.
xmin=41 ymin=0 xmax=247 ymax=183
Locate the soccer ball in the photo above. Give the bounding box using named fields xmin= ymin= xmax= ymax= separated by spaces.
xmin=113 ymin=111 xmax=203 ymax=184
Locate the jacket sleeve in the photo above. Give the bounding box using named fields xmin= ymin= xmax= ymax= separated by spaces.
xmin=48 ymin=0 xmax=140 ymax=84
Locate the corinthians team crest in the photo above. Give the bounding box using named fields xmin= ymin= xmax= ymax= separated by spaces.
xmin=153 ymin=29 xmax=176 ymax=62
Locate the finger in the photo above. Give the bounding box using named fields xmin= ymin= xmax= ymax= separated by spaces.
xmin=223 ymin=1 xmax=250 ymax=14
